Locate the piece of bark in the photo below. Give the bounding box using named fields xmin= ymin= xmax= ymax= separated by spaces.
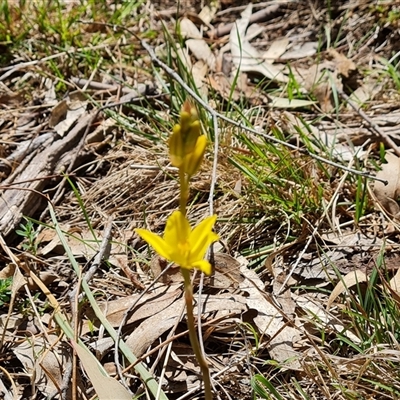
xmin=0 ymin=133 xmax=54 ymax=179
xmin=0 ymin=113 xmax=94 ymax=238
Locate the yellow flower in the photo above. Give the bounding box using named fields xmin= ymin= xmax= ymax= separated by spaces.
xmin=135 ymin=211 xmax=219 ymax=275
xmin=182 ymin=134 xmax=207 ymax=177
xmin=169 ymin=101 xmax=207 ymax=176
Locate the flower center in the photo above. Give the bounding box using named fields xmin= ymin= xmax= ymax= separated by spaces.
xmin=178 ymin=240 xmax=190 ymax=263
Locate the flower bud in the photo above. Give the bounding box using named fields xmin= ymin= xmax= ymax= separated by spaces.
xmin=184 ymin=135 xmax=207 ymax=177
xmin=168 ymin=101 xmax=205 ymax=176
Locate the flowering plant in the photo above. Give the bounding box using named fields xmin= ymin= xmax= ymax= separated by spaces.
xmin=135 ymin=101 xmax=217 ymax=399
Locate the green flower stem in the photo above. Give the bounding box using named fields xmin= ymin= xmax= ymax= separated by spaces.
xmin=179 ymin=167 xmax=189 ymax=215
xmin=181 ymin=268 xmax=212 ymax=400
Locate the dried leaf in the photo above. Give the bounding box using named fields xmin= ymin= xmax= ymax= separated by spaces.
xmin=192 ymin=60 xmax=209 ymax=97
xmin=198 ymin=2 xmax=218 ymax=24
xmin=294 ymin=294 xmax=361 ymax=344
xmin=83 ymin=289 xmax=182 ymax=333
xmin=180 ymin=17 xmax=203 ymax=39
xmin=125 ymin=299 xmax=184 ymax=357
xmin=208 ymin=72 xmax=241 ymax=101
xmin=268 ymin=96 xmax=316 ymax=109
xmin=71 ymin=340 xmax=132 ymax=400
xmin=53 ymin=95 xmax=87 ymax=137
xmin=206 ymin=252 xmax=245 ymax=289
xmin=374 ymin=152 xmax=400 ymax=218
xmin=13 ymin=335 xmax=70 ymax=396
xmin=299 ymin=50 xmax=355 ymax=113
xmin=238 ymin=257 xmax=300 ymax=368
xmin=229 ymin=4 xmax=287 ymax=82
xmin=186 ymin=39 xmax=216 ymax=71
xmin=328 ymin=48 xmax=356 ymax=78
xmin=348 ymin=81 xmax=382 ymax=107
xmin=327 ymin=270 xmax=368 ymax=309
xmin=0 ymin=263 xmax=16 ymax=279
xmin=49 ymin=99 xmax=68 ymax=127
xmin=39 ymin=227 xmax=100 ymax=258
xmin=280 ymin=41 xmax=318 ymax=60
xmin=264 ymin=38 xmax=290 ymax=61
xmin=126 ymin=292 xmax=246 ymax=357
xmin=299 ymin=62 xmax=337 ymax=112
xmin=390 ymin=268 xmax=400 ymax=293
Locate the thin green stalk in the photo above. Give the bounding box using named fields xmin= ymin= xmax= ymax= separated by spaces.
xmin=181 ymin=268 xmax=212 ymax=400
xmin=179 ymin=167 xmax=188 ymax=215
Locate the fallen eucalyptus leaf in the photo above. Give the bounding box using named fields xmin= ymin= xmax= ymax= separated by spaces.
xmin=71 ymin=340 xmax=132 ymax=400
xmin=229 ymin=4 xmax=287 ymax=82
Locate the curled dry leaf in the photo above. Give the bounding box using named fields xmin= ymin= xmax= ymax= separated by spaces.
xmin=51 ymin=93 xmax=88 ymax=137
xmin=327 ymin=48 xmax=356 ymax=78
xmin=198 ymin=2 xmax=218 ymax=25
xmin=186 ymin=39 xmax=216 ymax=71
xmin=298 ymin=50 xmax=356 ymax=113
xmin=326 ymin=269 xmax=368 ymax=310
xmin=373 ymin=152 xmax=400 ymax=219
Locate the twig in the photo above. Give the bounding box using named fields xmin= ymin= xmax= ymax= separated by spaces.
xmin=69 ymin=215 xmax=113 ymax=306
xmin=82 ymin=215 xmax=113 ymax=284
xmin=338 ymin=88 xmax=400 ymax=158
xmin=71 ymin=77 xmax=149 ymax=97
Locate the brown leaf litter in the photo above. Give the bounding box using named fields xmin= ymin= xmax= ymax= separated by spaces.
xmin=2 ymin=1 xmax=400 ymax=399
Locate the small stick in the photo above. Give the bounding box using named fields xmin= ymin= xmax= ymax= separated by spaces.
xmin=338 ymin=88 xmax=400 ymax=157
xmin=69 ymin=215 xmax=113 ymax=308
xmin=71 ymin=77 xmax=149 ymax=97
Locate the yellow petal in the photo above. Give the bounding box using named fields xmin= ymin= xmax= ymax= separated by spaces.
xmin=135 ymin=229 xmax=171 ymax=260
xmin=184 ymin=120 xmax=201 ymax=154
xmin=179 ymin=111 xmax=192 ymax=138
xmin=184 ymin=134 xmax=207 ymax=177
xmin=191 ymin=260 xmax=212 ymax=275
xmin=169 ymin=125 xmax=184 ymax=167
xmin=163 ymin=211 xmax=190 ymax=247
xmin=189 ymin=215 xmax=219 ymax=263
